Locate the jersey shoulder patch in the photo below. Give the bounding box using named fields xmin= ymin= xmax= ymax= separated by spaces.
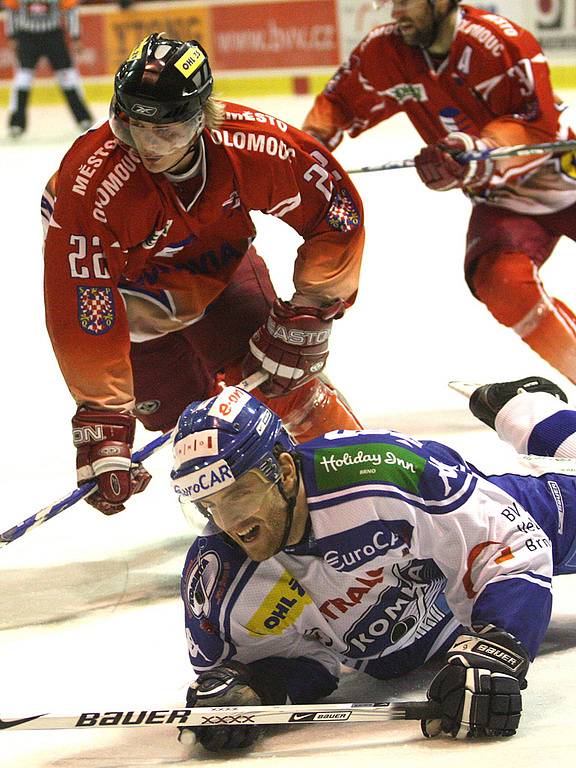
xmin=181 ymin=530 xmax=250 ymax=623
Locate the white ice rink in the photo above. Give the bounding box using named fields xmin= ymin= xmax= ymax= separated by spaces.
xmin=1 ymin=93 xmax=575 ymax=767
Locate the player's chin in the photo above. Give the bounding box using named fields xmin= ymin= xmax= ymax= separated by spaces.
xmin=400 ymin=28 xmax=428 ymax=47
xmin=140 ymin=156 xmax=170 ymax=173
xmin=235 ymin=531 xmax=277 ymax=562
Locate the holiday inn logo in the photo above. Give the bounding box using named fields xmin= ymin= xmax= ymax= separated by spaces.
xmin=314 ymin=443 xmax=426 ymax=492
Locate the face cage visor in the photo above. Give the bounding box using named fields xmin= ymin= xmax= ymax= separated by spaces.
xmin=110 ymin=104 xmax=205 ymax=155
xmin=176 ymin=454 xmax=282 ymax=531
xmin=179 ymin=475 xmax=282 ymax=535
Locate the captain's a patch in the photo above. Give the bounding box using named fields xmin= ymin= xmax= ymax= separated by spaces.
xmin=77 ymin=286 xmax=115 ymax=335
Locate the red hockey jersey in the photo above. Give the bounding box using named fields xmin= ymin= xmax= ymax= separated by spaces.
xmin=303 ymin=5 xmax=576 ymax=214
xmin=43 ymin=103 xmax=365 ymax=412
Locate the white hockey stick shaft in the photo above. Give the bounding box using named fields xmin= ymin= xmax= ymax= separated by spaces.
xmin=0 ymin=372 xmax=268 ymax=547
xmin=347 ymin=138 xmax=576 ymax=174
xmin=0 ymin=699 xmax=441 ymax=731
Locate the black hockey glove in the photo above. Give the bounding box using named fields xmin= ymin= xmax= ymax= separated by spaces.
xmin=422 ymin=626 xmax=530 ymax=739
xmin=178 ymin=661 xmax=267 ymax=752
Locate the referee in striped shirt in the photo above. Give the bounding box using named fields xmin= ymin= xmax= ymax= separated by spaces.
xmin=5 ymin=0 xmax=94 ymax=137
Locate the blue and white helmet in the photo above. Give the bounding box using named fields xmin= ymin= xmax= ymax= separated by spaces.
xmin=171 ymin=386 xmax=295 ymax=509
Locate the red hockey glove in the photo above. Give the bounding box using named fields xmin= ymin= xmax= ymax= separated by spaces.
xmin=72 ymin=408 xmax=151 ymax=515
xmin=414 ymin=132 xmax=497 ymax=192
xmin=243 ymin=298 xmax=345 ymax=397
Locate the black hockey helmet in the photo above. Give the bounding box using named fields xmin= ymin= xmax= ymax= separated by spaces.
xmin=112 ymin=33 xmax=213 ymax=125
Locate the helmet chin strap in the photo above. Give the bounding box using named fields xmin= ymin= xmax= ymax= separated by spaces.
xmin=165 ymin=140 xmax=201 ymax=174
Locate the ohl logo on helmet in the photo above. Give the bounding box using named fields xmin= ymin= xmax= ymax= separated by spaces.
xmin=175 ymin=47 xmax=206 ymax=79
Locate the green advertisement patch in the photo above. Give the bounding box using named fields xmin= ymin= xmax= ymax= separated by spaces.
xmin=314 ymin=442 xmax=426 ymax=492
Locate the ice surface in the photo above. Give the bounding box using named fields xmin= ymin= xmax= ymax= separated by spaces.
xmin=0 ymin=94 xmax=575 ymax=767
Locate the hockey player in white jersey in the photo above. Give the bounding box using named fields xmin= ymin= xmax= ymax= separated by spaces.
xmin=170 ymin=376 xmax=576 ymax=751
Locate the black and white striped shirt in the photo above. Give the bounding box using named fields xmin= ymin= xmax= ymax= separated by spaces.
xmin=5 ymin=1 xmax=80 ymax=39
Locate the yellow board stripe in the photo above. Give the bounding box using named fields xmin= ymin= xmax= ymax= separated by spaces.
xmin=1 ymin=66 xmax=574 ymax=108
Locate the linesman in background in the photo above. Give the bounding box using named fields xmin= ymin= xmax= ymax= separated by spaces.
xmin=5 ymin=0 xmax=94 ymax=137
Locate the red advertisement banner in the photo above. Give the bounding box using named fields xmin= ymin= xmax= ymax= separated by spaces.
xmin=0 ymin=1 xmax=338 ymax=83
xmin=211 ymin=1 xmax=339 ymax=70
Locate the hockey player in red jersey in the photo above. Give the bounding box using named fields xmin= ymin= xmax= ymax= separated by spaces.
xmin=303 ymin=0 xmax=576 ymax=385
xmin=42 ymin=34 xmax=365 ymax=515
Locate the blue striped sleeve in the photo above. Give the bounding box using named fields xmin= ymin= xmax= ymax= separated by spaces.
xmin=471 ymin=576 xmax=552 ymax=659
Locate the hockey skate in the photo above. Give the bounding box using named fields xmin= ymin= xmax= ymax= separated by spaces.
xmin=8 ymin=124 xmax=24 ymax=139
xmin=8 ymin=111 xmax=25 ymax=138
xmin=449 ymin=376 xmax=568 ymax=430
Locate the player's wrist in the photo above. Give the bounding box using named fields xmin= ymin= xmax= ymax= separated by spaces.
xmin=448 ymin=625 xmax=530 ymax=681
xmin=272 ymin=297 xmax=345 ymax=325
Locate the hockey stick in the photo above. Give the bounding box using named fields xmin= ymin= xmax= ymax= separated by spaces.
xmin=448 ymin=380 xmax=478 ymax=399
xmin=347 ymin=138 xmax=576 ymax=174
xmin=0 ymin=699 xmax=441 ymax=732
xmin=0 ymin=371 xmax=268 ymax=548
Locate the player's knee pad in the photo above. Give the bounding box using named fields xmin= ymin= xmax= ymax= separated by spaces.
xmin=471 ymin=249 xmax=543 ymax=328
xmin=270 ymin=376 xmax=362 ymax=442
xmin=219 ymin=366 xmax=361 ymax=441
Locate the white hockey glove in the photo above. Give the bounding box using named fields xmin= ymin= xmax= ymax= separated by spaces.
xmin=422 ymin=626 xmax=529 ymax=739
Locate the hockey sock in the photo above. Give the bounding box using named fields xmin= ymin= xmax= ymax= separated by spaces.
xmin=8 ymin=88 xmax=30 ymax=131
xmin=62 ymin=88 xmax=93 ymax=125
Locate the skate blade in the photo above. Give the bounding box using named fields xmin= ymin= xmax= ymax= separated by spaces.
xmin=448 ymin=381 xmax=481 ymax=399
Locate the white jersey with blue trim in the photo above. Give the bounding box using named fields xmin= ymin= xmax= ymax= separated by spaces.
xmin=181 ymin=422 xmax=576 ymax=694
xmin=296 ymin=430 xmax=557 ymax=659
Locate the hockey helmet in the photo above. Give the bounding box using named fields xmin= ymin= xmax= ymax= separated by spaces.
xmin=171 ymin=387 xmax=295 ymax=520
xmin=110 ymin=33 xmax=213 ymax=150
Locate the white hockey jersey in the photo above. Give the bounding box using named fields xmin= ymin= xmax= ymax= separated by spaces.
xmin=181 ymin=426 xmax=576 ymax=702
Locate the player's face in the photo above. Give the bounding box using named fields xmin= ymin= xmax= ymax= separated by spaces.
xmin=199 ymin=470 xmax=291 ymax=562
xmin=388 ymin=0 xmax=437 ymax=47
xmin=128 ymin=118 xmax=197 ymax=173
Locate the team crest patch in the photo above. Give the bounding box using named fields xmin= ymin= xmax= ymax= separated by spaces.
xmin=326 ymin=188 xmax=360 ymax=232
xmin=77 ymin=286 xmax=115 ymax=335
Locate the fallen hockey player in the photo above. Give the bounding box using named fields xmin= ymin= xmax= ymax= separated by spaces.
xmin=170 ymin=376 xmax=576 ymax=750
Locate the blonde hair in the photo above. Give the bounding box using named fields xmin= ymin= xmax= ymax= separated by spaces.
xmin=204 ymin=96 xmax=225 ymax=130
